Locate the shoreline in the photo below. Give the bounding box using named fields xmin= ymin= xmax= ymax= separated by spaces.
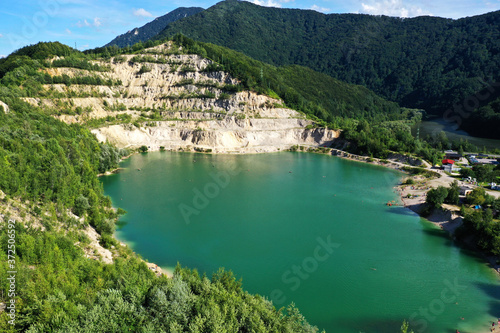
xmin=104 ymin=148 xmax=500 ymax=275
xmin=330 ymin=148 xmax=500 ymax=276
xmin=101 ymin=148 xmax=498 ymax=333
xmin=319 ymin=147 xmax=500 ymax=273
xmin=329 ymin=149 xmax=499 ymax=333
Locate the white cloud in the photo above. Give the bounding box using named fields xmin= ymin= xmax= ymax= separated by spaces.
xmin=76 ymin=19 xmax=91 ymax=27
xmin=0 ymin=55 xmax=6 ymax=59
xmin=66 ymin=29 xmax=72 ymax=34
xmin=76 ymin=17 xmax=102 ymax=28
xmin=133 ymin=8 xmax=153 ymax=18
xmin=251 ymin=0 xmax=283 ymax=8
xmin=0 ymin=34 xmax=3 ymax=38
xmin=310 ymin=5 xmax=330 ymax=13
xmin=360 ymin=0 xmax=432 ymax=17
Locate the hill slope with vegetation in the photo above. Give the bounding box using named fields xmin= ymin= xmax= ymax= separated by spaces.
xmin=155 ymin=0 xmax=500 ymax=138
xmin=105 ymin=7 xmax=204 ymax=48
xmin=0 ymin=42 xmax=325 ymax=332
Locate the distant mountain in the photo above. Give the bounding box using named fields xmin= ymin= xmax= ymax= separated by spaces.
xmin=105 ymin=7 xmax=204 ymax=48
xmin=154 ymin=0 xmax=500 ymax=138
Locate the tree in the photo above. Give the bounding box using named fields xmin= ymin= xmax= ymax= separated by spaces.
xmin=445 ymin=181 xmax=460 ymax=205
xmin=459 ymin=167 xmax=475 ymax=179
xmin=467 ymin=187 xmax=486 ymax=206
xmin=73 ymin=194 xmax=90 ymax=216
xmin=139 ymin=145 xmax=148 ymax=153
xmin=473 ymin=164 xmax=495 ymax=182
xmin=426 ymin=186 xmax=448 ymax=208
xmin=493 ymin=198 xmax=500 ymax=211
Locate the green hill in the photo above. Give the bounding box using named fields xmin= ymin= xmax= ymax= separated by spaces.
xmin=0 ymin=41 xmax=322 ymax=332
xmin=155 ymin=0 xmax=500 ymax=138
xmin=1 ymin=40 xmax=411 ymax=125
xmin=105 ymin=7 xmax=204 ymax=48
xmin=169 ymin=35 xmax=410 ymax=124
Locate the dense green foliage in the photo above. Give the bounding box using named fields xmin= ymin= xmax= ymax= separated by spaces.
xmin=424 ymin=183 xmax=500 ymax=256
xmin=457 ymin=206 xmax=500 ymax=255
xmin=426 ymin=186 xmax=449 ymax=208
xmin=0 ymin=44 xmax=117 ymax=98
xmin=8 ymin=42 xmax=76 ymax=60
xmin=51 ymin=57 xmax=111 ymax=72
xmin=105 ymin=7 xmax=204 ymax=48
xmin=459 ymin=163 xmax=500 ymax=182
xmin=462 ymin=95 xmax=500 ymax=138
xmin=341 ymin=119 xmax=439 ymax=160
xmin=156 ymin=0 xmax=500 ymax=138
xmin=0 ymin=95 xmax=126 ymax=234
xmin=424 ymin=182 xmax=460 ymax=208
xmin=465 ymin=187 xmax=496 ymax=206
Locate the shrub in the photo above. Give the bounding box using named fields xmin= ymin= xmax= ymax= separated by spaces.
xmin=113 ymin=55 xmax=126 ymax=63
xmin=138 ymin=65 xmax=152 ymax=75
xmin=404 ymin=178 xmax=415 ymax=185
xmin=99 ymin=233 xmax=117 ymax=249
xmin=73 ymin=195 xmax=90 ymax=216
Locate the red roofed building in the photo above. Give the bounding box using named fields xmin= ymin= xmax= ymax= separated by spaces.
xmin=442 ymin=159 xmax=455 ymax=165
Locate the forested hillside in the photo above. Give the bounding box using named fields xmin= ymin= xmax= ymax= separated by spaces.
xmin=105 ymin=7 xmax=204 ymax=48
xmin=163 ymin=36 xmax=409 ymax=124
xmin=155 ymin=0 xmax=500 ymax=138
xmin=0 ymin=41 xmax=323 ymax=332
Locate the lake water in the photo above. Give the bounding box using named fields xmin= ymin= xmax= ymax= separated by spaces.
xmin=101 ymin=152 xmax=500 ymax=333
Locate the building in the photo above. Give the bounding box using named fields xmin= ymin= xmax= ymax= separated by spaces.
xmin=476 ymin=158 xmax=499 ymax=165
xmin=460 ymin=186 xmax=473 ymax=196
xmin=444 ymin=150 xmax=463 ymax=160
xmin=443 ymin=164 xmax=460 ymax=173
xmin=442 ymin=159 xmax=455 ymax=165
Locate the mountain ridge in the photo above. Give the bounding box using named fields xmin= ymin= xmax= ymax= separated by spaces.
xmin=152 ymin=1 xmax=500 ymax=138
xmin=105 ymin=7 xmax=204 ymax=48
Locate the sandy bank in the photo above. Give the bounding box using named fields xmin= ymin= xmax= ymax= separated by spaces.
xmin=330 ymin=148 xmax=500 ymax=277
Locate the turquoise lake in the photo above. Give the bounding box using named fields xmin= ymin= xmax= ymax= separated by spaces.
xmin=101 ymin=152 xmax=500 ymax=333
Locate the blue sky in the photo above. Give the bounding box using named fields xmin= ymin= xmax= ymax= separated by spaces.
xmin=0 ymin=0 xmax=499 ymax=58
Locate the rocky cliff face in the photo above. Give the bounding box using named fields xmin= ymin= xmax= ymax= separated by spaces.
xmin=92 ymin=118 xmax=338 ymax=153
xmin=24 ymin=42 xmax=339 ymax=152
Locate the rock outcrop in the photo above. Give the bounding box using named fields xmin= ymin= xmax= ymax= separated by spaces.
xmin=24 ymin=42 xmax=340 ymax=152
xmin=0 ymin=100 xmax=9 ymax=114
xmin=92 ymin=117 xmax=339 ymax=153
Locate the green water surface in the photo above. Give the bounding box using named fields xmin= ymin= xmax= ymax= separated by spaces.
xmin=101 ymin=152 xmax=500 ymax=333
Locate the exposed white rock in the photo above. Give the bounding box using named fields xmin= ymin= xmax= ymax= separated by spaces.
xmin=91 ymin=116 xmax=339 ymax=153
xmin=0 ymin=100 xmax=9 ymax=113
xmin=24 ymin=42 xmax=341 ymax=153
xmin=83 ymin=226 xmax=113 ymax=264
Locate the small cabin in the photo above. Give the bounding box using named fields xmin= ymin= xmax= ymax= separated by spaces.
xmin=444 ymin=150 xmax=462 ymax=160
xmin=460 ymin=186 xmax=473 ymax=196
xmin=443 ymin=164 xmax=460 ymax=173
